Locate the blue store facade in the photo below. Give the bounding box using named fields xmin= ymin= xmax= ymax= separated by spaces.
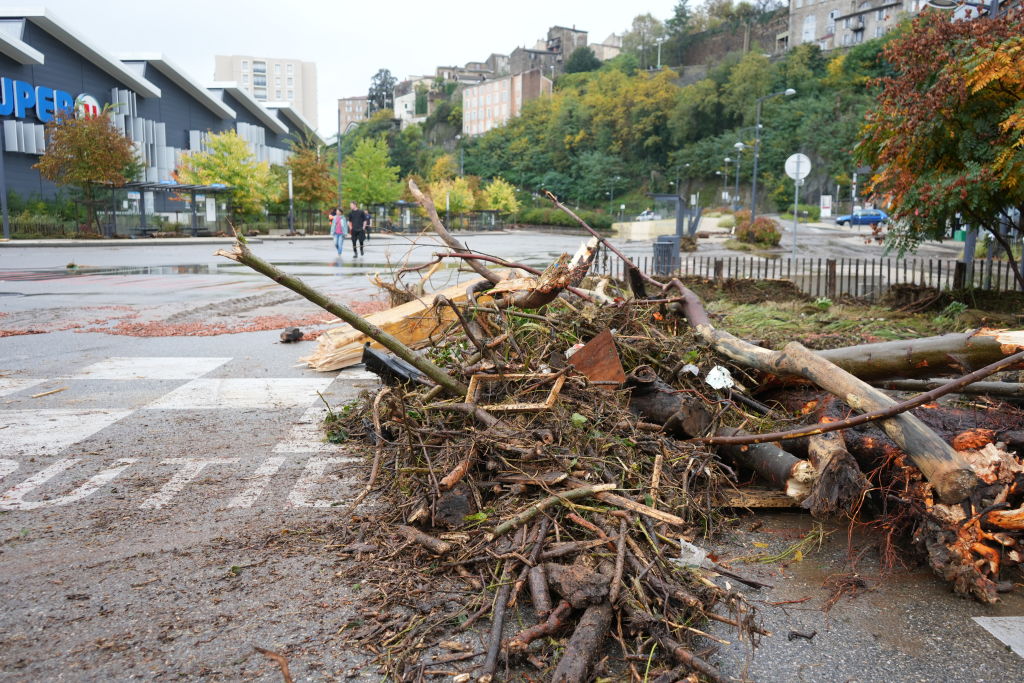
xmin=0 ymin=9 xmax=318 ymax=235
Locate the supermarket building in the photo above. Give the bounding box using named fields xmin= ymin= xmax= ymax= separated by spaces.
xmin=0 ymin=8 xmax=318 ymax=232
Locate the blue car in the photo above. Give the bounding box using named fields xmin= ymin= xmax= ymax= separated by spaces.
xmin=836 ymin=208 xmax=889 ymax=226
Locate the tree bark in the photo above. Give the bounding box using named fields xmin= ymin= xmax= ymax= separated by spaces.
xmin=716 ymin=428 xmax=816 ymax=501
xmin=819 ymin=329 xmax=1024 ymax=381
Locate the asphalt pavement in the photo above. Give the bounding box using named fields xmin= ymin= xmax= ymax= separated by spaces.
xmin=0 ymin=231 xmax=1020 ymax=681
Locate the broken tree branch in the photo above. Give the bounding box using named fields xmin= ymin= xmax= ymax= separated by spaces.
xmin=216 ymin=239 xmax=468 ymax=397
xmin=408 ymin=179 xmax=502 ymax=285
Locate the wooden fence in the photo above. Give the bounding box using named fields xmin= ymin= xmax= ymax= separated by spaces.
xmin=591 ymin=253 xmax=1023 ymax=301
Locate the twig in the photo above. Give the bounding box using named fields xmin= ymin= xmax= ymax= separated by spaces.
xmin=338 ymin=387 xmax=390 ymax=516
xmin=506 ymin=599 xmax=572 ymax=653
xmin=254 ymin=646 xmax=294 ymax=683
xmin=608 ymin=518 xmax=628 ymax=605
xmin=30 ymin=386 xmax=68 ymax=398
xmin=480 ymin=560 xmax=516 ymax=683
xmin=396 ymin=525 xmax=452 ymax=555
xmin=486 ymin=483 xmax=616 ymax=541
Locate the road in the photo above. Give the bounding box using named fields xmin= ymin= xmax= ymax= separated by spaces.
xmin=0 ymin=232 xmax=1021 ymax=681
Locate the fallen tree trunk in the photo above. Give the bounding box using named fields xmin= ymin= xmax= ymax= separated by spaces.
xmin=665 ymin=280 xmax=978 ymax=504
xmin=819 ymin=329 xmax=1024 ymax=381
xmin=625 ymin=366 xmax=711 ymax=438
xmin=875 ymin=379 xmax=1024 ymax=399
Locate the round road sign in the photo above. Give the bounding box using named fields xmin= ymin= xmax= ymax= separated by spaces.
xmin=785 ymin=153 xmax=812 ymax=181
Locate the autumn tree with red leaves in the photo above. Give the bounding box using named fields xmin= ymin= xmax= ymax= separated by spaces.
xmin=857 ymin=11 xmax=1024 ymax=290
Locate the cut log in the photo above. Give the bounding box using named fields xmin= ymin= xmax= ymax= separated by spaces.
xmin=550 ymin=602 xmax=613 ymax=683
xmin=819 ymin=329 xmax=1024 ymax=381
xmin=716 ymin=428 xmax=816 ymax=501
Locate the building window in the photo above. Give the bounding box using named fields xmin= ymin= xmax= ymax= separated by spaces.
xmin=875 ymin=25 xmax=885 ymax=37
xmin=254 ymin=75 xmax=267 ymax=87
xmin=275 ymin=77 xmax=281 ymax=86
xmin=254 ymin=88 xmax=267 ymax=99
xmin=241 ymin=60 xmax=249 ymax=72
xmin=287 ymin=90 xmax=294 ymax=99
xmin=287 ymin=64 xmax=294 ymax=75
xmin=287 ymin=77 xmax=293 ymax=86
xmin=242 ymin=74 xmax=249 ymax=84
xmin=276 ymin=90 xmax=282 ymax=99
xmin=253 ymin=61 xmax=266 ymax=74
xmin=274 ymin=63 xmax=281 ymax=74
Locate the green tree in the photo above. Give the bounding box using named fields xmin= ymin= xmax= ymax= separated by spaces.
xmin=622 ymin=14 xmax=666 ymax=70
xmin=35 ymin=108 xmax=140 ymax=232
xmin=431 ymin=176 xmax=475 ymax=215
xmin=564 ymin=46 xmax=602 ymax=74
xmin=368 ymin=68 xmax=397 ymax=115
xmin=857 ymin=12 xmax=1024 ymax=289
xmin=342 ymin=136 xmax=402 ymax=206
xmin=481 ymin=177 xmax=520 ymax=215
xmin=177 ymin=130 xmax=275 ymax=221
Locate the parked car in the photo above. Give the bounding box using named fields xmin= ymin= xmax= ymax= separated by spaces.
xmin=635 ymin=209 xmax=655 ymax=221
xmin=835 ymin=208 xmax=889 ymax=226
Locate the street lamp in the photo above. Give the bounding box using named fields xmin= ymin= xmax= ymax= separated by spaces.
xmin=607 ymin=175 xmax=621 ymax=216
xmin=750 ymin=88 xmax=796 ymax=224
xmin=723 ymin=158 xmax=733 ymax=205
xmin=656 ymin=36 xmax=667 ymax=69
xmin=715 ymin=170 xmax=727 ymax=203
xmin=733 ymin=142 xmax=746 ymax=212
xmin=455 ymin=134 xmax=464 ymax=175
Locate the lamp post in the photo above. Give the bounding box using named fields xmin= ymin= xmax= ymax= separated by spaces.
xmin=656 ymin=36 xmax=667 ymax=69
xmin=750 ymin=88 xmax=796 ymax=225
xmin=607 ymin=175 xmax=620 ymax=216
xmin=733 ymin=142 xmax=746 ymax=212
xmin=715 ymin=170 xmax=727 ymax=203
xmin=723 ymin=158 xmax=733 ymax=205
xmin=455 ymin=134 xmax=463 ymax=175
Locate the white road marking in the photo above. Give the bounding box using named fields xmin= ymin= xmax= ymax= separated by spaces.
xmin=273 ymin=406 xmax=347 ymax=454
xmin=0 ymin=409 xmax=133 ymax=456
xmin=973 ymin=616 xmax=1024 ymax=658
xmin=227 ymin=457 xmax=286 ymax=508
xmin=0 ymin=458 xmax=20 ymax=479
xmin=65 ymin=356 xmax=232 ymax=380
xmin=139 ymin=457 xmax=239 ymax=509
xmin=144 ymin=378 xmax=334 ymax=410
xmin=0 ymin=378 xmax=44 ymax=397
xmin=0 ymin=458 xmax=137 ymax=510
xmin=287 ymin=457 xmax=356 ymax=508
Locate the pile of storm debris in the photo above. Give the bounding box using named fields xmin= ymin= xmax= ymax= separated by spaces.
xmin=218 ymin=182 xmax=1024 ymax=682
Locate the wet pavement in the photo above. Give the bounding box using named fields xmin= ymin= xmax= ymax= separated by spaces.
xmin=1 ymin=229 xmax=1021 ymax=681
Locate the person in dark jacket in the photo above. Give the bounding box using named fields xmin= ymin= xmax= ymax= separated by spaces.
xmin=347 ymin=201 xmax=369 ymax=257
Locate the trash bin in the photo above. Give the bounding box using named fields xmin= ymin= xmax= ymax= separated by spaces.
xmin=652 ymin=235 xmax=681 ymax=276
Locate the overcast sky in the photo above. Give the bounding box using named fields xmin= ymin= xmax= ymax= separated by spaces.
xmin=29 ymin=0 xmax=680 ymax=134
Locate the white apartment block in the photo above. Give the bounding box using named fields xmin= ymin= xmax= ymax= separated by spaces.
xmin=461 ymin=69 xmax=552 ymax=137
xmin=789 ymin=0 xmax=929 ymax=50
xmin=214 ymin=55 xmax=318 ymax=128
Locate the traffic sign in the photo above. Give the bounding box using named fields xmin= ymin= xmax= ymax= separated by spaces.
xmin=785 ymin=153 xmax=812 ymax=180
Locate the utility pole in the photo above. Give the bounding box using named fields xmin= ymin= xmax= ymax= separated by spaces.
xmin=336 ymin=106 xmax=343 ymax=210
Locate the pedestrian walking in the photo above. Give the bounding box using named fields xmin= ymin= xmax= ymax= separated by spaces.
xmin=330 ymin=207 xmax=348 ymax=256
xmin=347 ymin=201 xmax=369 ymax=257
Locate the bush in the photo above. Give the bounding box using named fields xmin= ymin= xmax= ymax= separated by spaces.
xmin=735 ymin=216 xmax=782 ymax=247
xmin=716 ymin=215 xmax=735 ymax=228
xmin=518 ymin=207 xmax=612 ymax=230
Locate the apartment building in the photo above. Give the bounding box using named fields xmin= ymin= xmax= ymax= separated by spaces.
xmin=789 ymin=0 xmax=928 ymax=50
xmin=509 ymin=25 xmax=589 ymax=77
xmin=214 ymin=55 xmax=318 ymax=128
xmin=461 ymin=69 xmax=552 ymax=137
xmin=337 ymin=95 xmax=369 ymax=134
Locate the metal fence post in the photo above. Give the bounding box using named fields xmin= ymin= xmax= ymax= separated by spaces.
xmin=826 ymin=259 xmax=837 ymax=299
